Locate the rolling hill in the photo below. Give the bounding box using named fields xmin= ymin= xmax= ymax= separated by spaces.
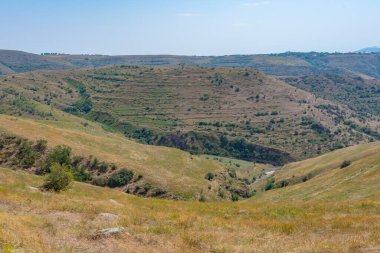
xmin=1 ymin=65 xmax=379 ymax=163
xmin=0 ymin=50 xmax=73 ymax=75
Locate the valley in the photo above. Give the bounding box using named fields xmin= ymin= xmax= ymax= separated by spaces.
xmin=0 ymin=50 xmax=379 ymax=253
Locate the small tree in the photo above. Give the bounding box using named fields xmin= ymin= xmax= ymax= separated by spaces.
xmin=43 ymin=163 xmax=73 ymax=192
xmin=43 ymin=145 xmax=71 ymax=172
xmin=17 ymin=140 xmax=37 ymax=166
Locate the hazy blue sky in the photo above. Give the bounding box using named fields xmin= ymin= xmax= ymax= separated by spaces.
xmin=1 ymin=0 xmax=379 ymax=55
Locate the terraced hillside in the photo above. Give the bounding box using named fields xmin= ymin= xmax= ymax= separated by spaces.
xmin=1 ymin=65 xmax=379 ymax=163
xmin=0 ymin=140 xmax=379 ymax=252
xmin=281 ymin=74 xmax=380 ymax=118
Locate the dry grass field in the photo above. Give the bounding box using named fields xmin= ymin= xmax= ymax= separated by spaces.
xmin=251 ymin=141 xmax=380 ymax=202
xmin=0 ymin=164 xmax=379 ymax=253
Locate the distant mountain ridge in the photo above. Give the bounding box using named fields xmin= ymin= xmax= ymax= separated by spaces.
xmin=356 ymin=46 xmax=380 ymax=54
xmin=1 ymin=49 xmax=380 ymax=79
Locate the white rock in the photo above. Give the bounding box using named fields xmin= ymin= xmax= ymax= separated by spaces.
xmin=98 ymin=227 xmax=125 ymax=236
xmin=98 ymin=213 xmax=119 ymax=219
xmin=28 ymin=186 xmax=39 ymax=192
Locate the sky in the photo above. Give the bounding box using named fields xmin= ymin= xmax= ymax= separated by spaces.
xmin=0 ymin=0 xmax=379 ymax=55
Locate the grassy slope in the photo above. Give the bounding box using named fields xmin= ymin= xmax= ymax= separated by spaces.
xmin=0 ymin=167 xmax=379 ymax=253
xmin=0 ymin=112 xmax=224 ymax=200
xmin=250 ymin=141 xmax=380 ymax=202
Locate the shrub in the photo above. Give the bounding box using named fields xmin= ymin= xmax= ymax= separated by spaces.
xmin=34 ymin=139 xmax=47 ymax=153
xmin=107 ymin=169 xmax=134 ymax=187
xmin=72 ymin=165 xmax=92 ymax=182
xmin=340 ymin=160 xmax=352 ymax=169
xmin=17 ymin=140 xmax=37 ymax=166
xmin=89 ymin=157 xmax=99 ymax=169
xmin=44 ymin=145 xmax=71 ymax=171
xmin=264 ymin=178 xmax=276 ymax=191
xmin=91 ymin=176 xmax=108 ymax=187
xmin=98 ymin=162 xmax=108 ymax=173
xmin=231 ymin=193 xmax=239 ymax=202
xmin=205 ymin=172 xmax=215 ymax=181
xmin=200 ymin=94 xmax=209 ymax=101
xmin=71 ymin=155 xmax=83 ymax=167
xmin=43 ymin=163 xmax=73 ymax=192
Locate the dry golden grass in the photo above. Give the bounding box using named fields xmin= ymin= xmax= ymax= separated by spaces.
xmin=0 ymin=113 xmax=223 ymax=200
xmin=0 ymin=167 xmax=379 ymax=253
xmin=251 ymin=141 xmax=380 ymax=202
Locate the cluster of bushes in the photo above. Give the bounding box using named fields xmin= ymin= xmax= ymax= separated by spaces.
xmin=344 ymin=120 xmax=380 ymax=140
xmin=15 ymin=139 xmax=47 ymax=167
xmin=92 ymin=169 xmax=134 ymax=188
xmin=264 ymin=178 xmax=290 ymax=191
xmin=0 ymin=134 xmax=136 ymax=192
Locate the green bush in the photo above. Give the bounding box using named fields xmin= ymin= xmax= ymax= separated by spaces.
xmin=72 ymin=165 xmax=92 ymax=182
xmin=107 ymin=169 xmax=134 ymax=187
xmin=264 ymin=178 xmax=276 ymax=191
xmin=17 ymin=140 xmax=37 ymax=166
xmin=231 ymin=193 xmax=239 ymax=202
xmin=205 ymin=172 xmax=215 ymax=181
xmin=43 ymin=163 xmax=73 ymax=192
xmin=44 ymin=145 xmax=72 ymax=171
